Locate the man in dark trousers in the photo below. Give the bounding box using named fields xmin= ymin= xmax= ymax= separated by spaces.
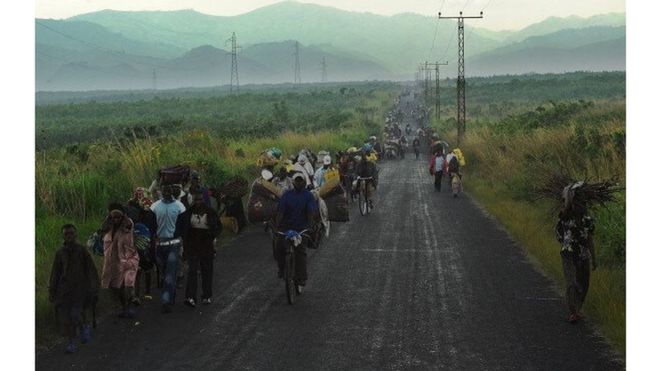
xmin=49 ymin=224 xmax=100 ymax=353
xmin=275 ymin=172 xmax=319 ymax=287
xmin=429 ymin=151 xmax=446 ymax=192
xmin=183 ymin=192 xmax=221 ymax=307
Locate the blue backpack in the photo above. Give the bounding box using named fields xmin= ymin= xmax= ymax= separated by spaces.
xmin=87 ymin=231 xmax=104 ymax=257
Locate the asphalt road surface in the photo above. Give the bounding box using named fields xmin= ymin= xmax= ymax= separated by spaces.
xmin=37 ymin=92 xmax=622 ymax=370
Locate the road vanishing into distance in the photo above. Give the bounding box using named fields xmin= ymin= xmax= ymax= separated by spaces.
xmin=37 ymin=93 xmax=622 ymax=371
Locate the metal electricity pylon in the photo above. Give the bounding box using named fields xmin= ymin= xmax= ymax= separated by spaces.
xmin=420 ymin=61 xmax=448 ymax=120
xmin=439 ymin=11 xmax=483 ymax=144
xmin=226 ymin=32 xmax=241 ymax=93
xmin=294 ymin=41 xmax=302 ymax=84
xmin=321 ymin=57 xmax=327 ymax=82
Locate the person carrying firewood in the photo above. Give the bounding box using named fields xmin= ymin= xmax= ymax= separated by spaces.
xmin=555 ymin=181 xmax=597 ymax=323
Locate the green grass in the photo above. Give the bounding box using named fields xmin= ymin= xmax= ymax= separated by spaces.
xmin=448 ymin=101 xmax=626 ymax=357
xmin=468 ymin=179 xmax=625 ymax=355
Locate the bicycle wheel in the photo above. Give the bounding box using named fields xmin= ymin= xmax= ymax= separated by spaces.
xmin=285 ymin=245 xmax=296 ymax=305
xmin=365 ymin=182 xmax=371 ymax=215
xmin=359 ymin=182 xmax=367 ymax=216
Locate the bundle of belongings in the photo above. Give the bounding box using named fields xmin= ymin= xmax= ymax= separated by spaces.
xmin=247 ymin=175 xmax=284 ymax=224
xmin=257 ymin=147 xmax=283 ymax=167
xmin=319 ymin=175 xmax=349 ymax=223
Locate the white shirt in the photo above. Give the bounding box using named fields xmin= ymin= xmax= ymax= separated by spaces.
xmin=435 ymin=156 xmax=445 ymax=173
xmin=190 ymin=213 xmax=209 ymax=229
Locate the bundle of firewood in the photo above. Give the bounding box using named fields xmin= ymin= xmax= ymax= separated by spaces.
xmin=533 ymin=172 xmax=623 ymax=209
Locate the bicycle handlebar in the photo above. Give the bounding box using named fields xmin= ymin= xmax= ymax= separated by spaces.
xmin=276 ymin=229 xmax=310 ymax=238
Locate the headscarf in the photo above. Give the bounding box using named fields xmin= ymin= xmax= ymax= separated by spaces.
xmin=132 ymin=187 xmax=153 ymax=209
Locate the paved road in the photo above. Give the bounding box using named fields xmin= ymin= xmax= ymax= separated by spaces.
xmin=37 ymin=92 xmax=622 ymax=370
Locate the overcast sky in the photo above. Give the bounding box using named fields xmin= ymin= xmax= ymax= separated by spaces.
xmin=36 ymin=0 xmax=626 ymax=31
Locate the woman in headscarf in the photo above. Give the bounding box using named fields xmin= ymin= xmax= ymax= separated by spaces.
xmin=101 ymin=202 xmax=140 ymax=318
xmin=126 ymin=187 xmax=158 ymax=302
xmin=294 ymin=154 xmax=314 ymax=189
xmin=555 ymin=182 xmax=597 ymax=323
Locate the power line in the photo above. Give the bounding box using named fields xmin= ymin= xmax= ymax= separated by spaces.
xmin=36 ymin=21 xmax=223 ymax=74
xmin=427 ymin=19 xmax=441 ymax=61
xmin=481 ymin=0 xmax=496 ymax=11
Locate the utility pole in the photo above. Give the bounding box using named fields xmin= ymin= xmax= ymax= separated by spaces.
xmin=321 ymin=57 xmax=327 ymax=82
xmin=420 ymin=61 xmax=448 ymax=121
xmin=439 ymin=11 xmax=483 ymax=145
xmin=293 ymin=41 xmax=302 ymax=85
xmin=226 ymin=32 xmax=241 ymax=93
xmin=152 ymin=69 xmax=157 ymax=91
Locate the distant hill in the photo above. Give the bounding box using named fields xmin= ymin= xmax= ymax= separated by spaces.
xmin=35 ymin=2 xmax=626 ymax=91
xmin=469 ymin=37 xmax=625 ymax=76
xmin=67 ymin=2 xmax=501 ymax=73
xmin=35 ymin=19 xmax=184 ymax=58
xmin=504 ymin=13 xmax=626 ymax=43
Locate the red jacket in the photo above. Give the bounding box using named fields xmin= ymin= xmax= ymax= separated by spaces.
xmin=429 ymin=155 xmax=447 ymax=176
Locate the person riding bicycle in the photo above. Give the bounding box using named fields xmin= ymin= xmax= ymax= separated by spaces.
xmin=274 ymin=172 xmax=319 ymax=287
xmin=356 ymin=152 xmax=378 ymax=206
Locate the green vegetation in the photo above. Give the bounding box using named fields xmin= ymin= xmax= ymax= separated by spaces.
xmin=433 ymin=85 xmax=626 ymax=355
xmin=35 ymin=83 xmax=396 ymax=346
xmin=37 ymin=82 xmax=397 ymax=149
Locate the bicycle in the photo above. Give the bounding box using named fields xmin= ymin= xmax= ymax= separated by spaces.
xmin=357 ymin=176 xmax=374 ymax=216
xmin=276 ymin=229 xmax=309 ymax=304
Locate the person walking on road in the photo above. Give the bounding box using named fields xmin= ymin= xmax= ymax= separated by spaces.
xmin=412 ymin=137 xmax=421 ymax=159
xmin=49 ymin=224 xmax=100 ymax=354
xmin=555 ymin=182 xmax=597 ymax=323
xmin=101 ymin=203 xmax=140 ymax=319
xmin=430 ymin=151 xmax=446 ymax=192
xmin=275 ymin=172 xmax=319 ymax=287
xmin=150 ymin=185 xmax=187 ymax=313
xmin=182 ymin=192 xmax=221 ymax=307
xmin=446 ymin=150 xmax=460 ymax=188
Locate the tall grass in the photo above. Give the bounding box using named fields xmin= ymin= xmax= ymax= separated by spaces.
xmin=445 ymin=102 xmax=626 ymax=355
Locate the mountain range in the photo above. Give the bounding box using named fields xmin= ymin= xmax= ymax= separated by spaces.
xmin=35 ymin=1 xmax=626 ymax=91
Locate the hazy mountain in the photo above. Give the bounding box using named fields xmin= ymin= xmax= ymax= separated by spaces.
xmin=35 ymin=2 xmax=626 ymax=91
xmin=67 ymin=2 xmax=502 ymax=73
xmin=35 ymin=19 xmax=185 ymax=58
xmin=504 ymin=13 xmax=626 ymax=43
xmin=36 ymin=40 xmax=393 ymax=91
xmin=469 ymin=37 xmax=625 ymax=76
xmin=486 ymin=26 xmax=625 ymax=56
